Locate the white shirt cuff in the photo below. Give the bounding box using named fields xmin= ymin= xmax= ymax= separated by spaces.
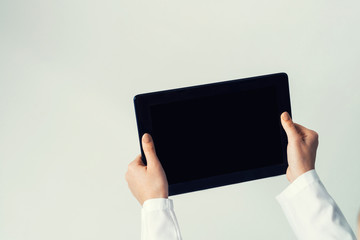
xmin=276 ymin=169 xmax=319 ymax=202
xmin=142 ymin=198 xmax=173 ymax=212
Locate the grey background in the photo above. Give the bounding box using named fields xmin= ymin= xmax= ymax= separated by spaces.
xmin=1 ymin=0 xmax=359 ymax=239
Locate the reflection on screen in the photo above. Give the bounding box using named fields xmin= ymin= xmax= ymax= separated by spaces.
xmin=150 ymin=86 xmax=283 ymax=185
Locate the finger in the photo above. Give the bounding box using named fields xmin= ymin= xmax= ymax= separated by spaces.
xmin=142 ymin=133 xmax=160 ymax=168
xmin=281 ymin=112 xmax=300 ymax=141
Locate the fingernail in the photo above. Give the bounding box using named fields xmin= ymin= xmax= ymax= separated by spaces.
xmin=282 ymin=112 xmax=290 ymax=121
xmin=143 ymin=133 xmax=152 ymax=143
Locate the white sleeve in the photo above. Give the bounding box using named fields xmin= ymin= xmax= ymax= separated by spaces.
xmin=276 ymin=170 xmax=356 ymax=240
xmin=141 ymin=198 xmax=182 ymax=240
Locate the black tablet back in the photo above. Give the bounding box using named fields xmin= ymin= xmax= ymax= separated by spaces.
xmin=134 ymin=73 xmax=291 ymax=195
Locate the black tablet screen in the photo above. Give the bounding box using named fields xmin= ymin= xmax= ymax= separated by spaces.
xmin=149 ymin=86 xmax=283 ymax=185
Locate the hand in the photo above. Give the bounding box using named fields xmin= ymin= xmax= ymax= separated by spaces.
xmin=126 ymin=133 xmax=168 ymax=205
xmin=280 ymin=112 xmax=319 ymax=183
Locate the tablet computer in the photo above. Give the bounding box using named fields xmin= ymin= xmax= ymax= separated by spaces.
xmin=134 ymin=72 xmax=291 ymax=195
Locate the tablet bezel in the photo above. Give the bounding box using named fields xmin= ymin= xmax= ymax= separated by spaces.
xmin=134 ymin=72 xmax=291 ymax=195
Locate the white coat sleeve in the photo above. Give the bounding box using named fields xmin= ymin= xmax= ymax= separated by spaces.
xmin=276 ymin=170 xmax=356 ymax=240
xmin=141 ymin=198 xmax=182 ymax=240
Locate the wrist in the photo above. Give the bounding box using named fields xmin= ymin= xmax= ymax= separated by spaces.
xmin=141 ymin=194 xmax=168 ymax=206
xmin=288 ymin=167 xmax=315 ymax=183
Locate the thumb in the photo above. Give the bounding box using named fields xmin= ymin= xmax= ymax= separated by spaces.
xmin=142 ymin=133 xmax=160 ymax=167
xmin=280 ymin=112 xmax=299 ymax=141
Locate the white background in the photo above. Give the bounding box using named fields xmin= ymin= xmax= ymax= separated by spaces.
xmin=1 ymin=0 xmax=360 ymax=239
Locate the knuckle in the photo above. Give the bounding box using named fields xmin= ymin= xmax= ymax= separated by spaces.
xmin=312 ymin=130 xmax=319 ymax=138
xmin=311 ymin=130 xmax=319 ymax=141
xmin=308 ymin=130 xmax=319 ymax=145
